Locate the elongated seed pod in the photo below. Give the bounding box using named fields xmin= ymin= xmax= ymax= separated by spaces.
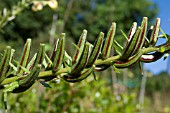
xmin=140 ymin=52 xmax=164 ymax=63
xmin=50 ymin=39 xmax=59 ymax=62
xmin=52 ymin=33 xmax=65 ymax=72
xmin=94 ymin=64 xmax=110 ymax=71
xmin=115 ymin=51 xmax=143 ymax=68
xmin=71 ymin=43 xmax=91 ymax=75
xmin=26 ymin=53 xmax=37 ymax=71
xmin=17 ymin=39 xmax=31 ymax=75
xmin=0 ymin=46 xmax=11 ymax=83
xmin=18 ymin=64 xmax=41 ymax=87
xmin=121 ymin=26 xmax=141 ymax=60
xmin=72 ymin=30 xmax=87 ymax=64
xmin=133 ymin=17 xmax=148 ymax=53
xmin=12 ymin=65 xmax=41 ymax=93
xmin=63 ymin=65 xmax=94 ymax=83
xmin=120 ymin=22 xmax=137 ymax=58
xmin=12 ymin=85 xmax=33 ymax=93
xmin=30 ymin=44 xmax=45 ymax=70
xmin=127 ymin=22 xmax=138 ymax=41
xmin=101 ymin=22 xmax=116 ymax=59
xmin=149 ymin=18 xmax=160 ymax=46
xmin=87 ymin=32 xmax=104 ymax=67
xmin=46 ymin=39 xmax=59 ymax=69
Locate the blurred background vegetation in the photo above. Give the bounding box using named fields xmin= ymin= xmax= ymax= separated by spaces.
xmin=0 ymin=0 xmax=170 ymax=113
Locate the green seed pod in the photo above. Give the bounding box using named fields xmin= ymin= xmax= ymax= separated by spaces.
xmin=87 ymin=32 xmax=104 ymax=67
xmin=71 ymin=42 xmax=91 ymax=75
xmin=121 ymin=26 xmax=141 ymax=60
xmin=127 ymin=22 xmax=137 ymax=41
xmin=31 ymin=44 xmax=45 ymax=70
xmin=17 ymin=39 xmax=31 ymax=75
xmin=133 ymin=17 xmax=148 ymax=53
xmin=149 ymin=18 xmax=160 ymax=46
xmin=115 ymin=51 xmax=143 ymax=68
xmin=63 ymin=65 xmax=94 ymax=83
xmin=18 ymin=64 xmax=41 ymax=87
xmin=140 ymin=52 xmax=164 ymax=63
xmin=101 ymin=22 xmax=116 ymax=59
xmin=26 ymin=53 xmax=37 ymax=71
xmin=12 ymin=65 xmax=41 ymax=93
xmin=0 ymin=46 xmax=11 ymax=83
xmin=52 ymin=33 xmax=65 ymax=72
xmin=72 ymin=30 xmax=87 ymax=64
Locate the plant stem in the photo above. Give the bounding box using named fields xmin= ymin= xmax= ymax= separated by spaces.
xmin=0 ymin=46 xmax=166 ymax=86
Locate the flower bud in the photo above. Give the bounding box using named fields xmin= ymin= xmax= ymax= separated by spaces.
xmin=32 ymin=2 xmax=43 ymax=11
xmin=48 ymin=0 xmax=58 ymax=10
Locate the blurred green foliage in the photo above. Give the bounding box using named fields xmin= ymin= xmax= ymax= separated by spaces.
xmin=144 ymin=72 xmax=170 ymax=113
xmin=0 ymin=73 xmax=140 ymax=113
xmin=0 ymin=0 xmax=158 ymax=51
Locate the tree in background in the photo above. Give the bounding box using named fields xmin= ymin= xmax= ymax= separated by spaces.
xmin=0 ymin=0 xmax=158 ymax=44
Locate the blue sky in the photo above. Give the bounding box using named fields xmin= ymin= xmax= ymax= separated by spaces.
xmin=144 ymin=0 xmax=170 ymax=74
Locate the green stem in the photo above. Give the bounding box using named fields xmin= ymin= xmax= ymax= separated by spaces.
xmin=0 ymin=46 xmax=166 ymax=86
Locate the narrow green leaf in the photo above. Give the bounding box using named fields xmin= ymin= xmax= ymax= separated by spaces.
xmin=113 ymin=40 xmax=123 ymax=50
xmin=101 ymin=22 xmax=116 ymax=59
xmin=17 ymin=39 xmax=31 ymax=75
xmin=160 ymin=27 xmax=168 ymax=41
xmin=13 ymin=60 xmax=30 ymax=74
xmin=0 ymin=46 xmax=11 ymax=83
xmin=72 ymin=30 xmax=87 ymax=64
xmin=40 ymin=81 xmax=51 ymax=88
xmin=113 ymin=41 xmax=123 ymax=56
xmin=120 ymin=29 xmax=128 ymax=41
xmin=72 ymin=42 xmax=80 ymax=50
xmin=45 ymin=53 xmax=53 ymax=65
xmin=7 ymin=49 xmax=16 ymax=76
xmin=112 ymin=65 xmax=120 ymax=73
xmin=144 ymin=36 xmax=150 ymax=44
